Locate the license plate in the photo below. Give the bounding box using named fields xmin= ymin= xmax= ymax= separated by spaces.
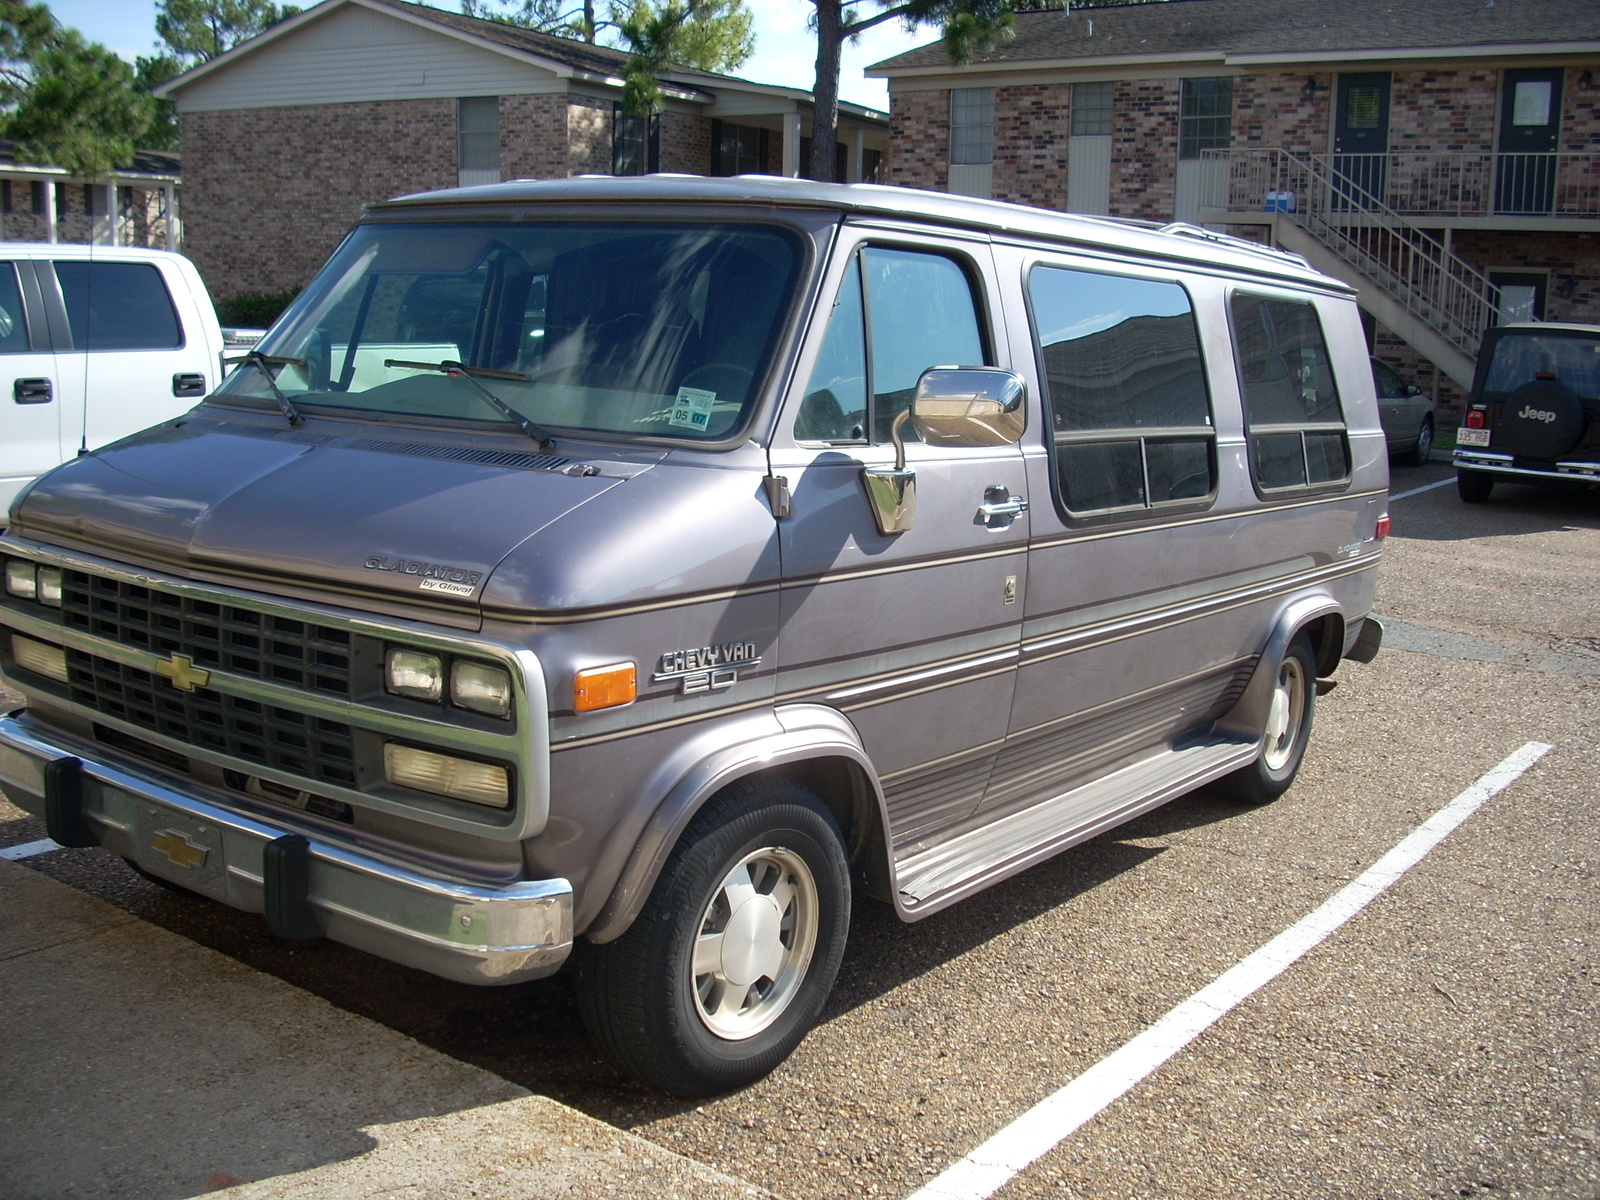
xmin=133 ymin=806 xmax=227 ymax=896
xmin=1456 ymin=427 xmax=1491 ymax=447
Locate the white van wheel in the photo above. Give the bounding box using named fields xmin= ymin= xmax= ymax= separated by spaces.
xmin=1220 ymin=634 xmax=1317 ymax=805
xmin=575 ymin=781 xmax=850 ymax=1096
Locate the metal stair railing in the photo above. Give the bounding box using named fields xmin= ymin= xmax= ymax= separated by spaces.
xmin=1201 ymin=148 xmax=1502 ymax=358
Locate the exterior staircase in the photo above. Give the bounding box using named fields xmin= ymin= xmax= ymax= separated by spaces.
xmin=1200 ymin=148 xmax=1501 ymax=390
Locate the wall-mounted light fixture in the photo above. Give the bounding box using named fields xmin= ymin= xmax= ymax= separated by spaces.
xmin=1580 ymin=69 xmax=1593 ymax=92
xmin=1302 ymin=76 xmax=1319 ymax=101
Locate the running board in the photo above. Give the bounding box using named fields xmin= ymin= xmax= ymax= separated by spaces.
xmin=894 ymin=737 xmax=1260 ymax=915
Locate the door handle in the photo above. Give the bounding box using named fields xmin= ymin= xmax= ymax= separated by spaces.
xmin=978 ymin=487 xmax=1028 ymax=522
xmin=14 ymin=377 xmax=51 ymax=404
xmin=172 ymin=373 xmax=207 ymax=398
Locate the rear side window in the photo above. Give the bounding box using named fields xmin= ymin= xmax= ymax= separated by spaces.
xmin=1230 ymin=293 xmax=1348 ymax=492
xmin=0 ymin=263 xmax=31 ymax=354
xmin=796 ymin=246 xmax=987 ymax=444
xmin=54 ymin=261 xmax=183 ymax=351
xmin=1028 ymin=264 xmax=1214 ymax=515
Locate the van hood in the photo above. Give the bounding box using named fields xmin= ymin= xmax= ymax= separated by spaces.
xmin=9 ymin=422 xmax=635 ymax=608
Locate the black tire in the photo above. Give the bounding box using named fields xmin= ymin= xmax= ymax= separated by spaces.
xmin=1456 ymin=468 xmax=1494 ymax=504
xmin=1404 ymin=416 xmax=1434 ymax=467
xmin=1496 ymin=380 xmax=1585 ymax=459
xmin=575 ymin=780 xmax=850 ymax=1096
xmin=1218 ymin=633 xmax=1316 ymax=806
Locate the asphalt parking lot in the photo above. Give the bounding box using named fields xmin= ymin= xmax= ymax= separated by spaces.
xmin=3 ymin=457 xmax=1597 ymax=1200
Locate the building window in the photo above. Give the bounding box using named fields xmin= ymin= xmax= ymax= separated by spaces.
xmin=950 ymin=87 xmax=994 ymax=165
xmin=1071 ymin=82 xmax=1113 ymax=137
xmin=861 ymin=148 xmax=882 ymax=183
xmin=30 ymin=181 xmax=45 ymax=215
xmin=457 ymin=96 xmax=500 ymax=187
xmin=1179 ymin=77 xmax=1233 ymax=159
xmin=1029 ymin=265 xmax=1214 ymax=515
xmin=712 ymin=121 xmax=766 ymax=176
xmin=612 ymin=104 xmax=659 ymax=176
xmin=83 ymin=184 xmax=101 ymax=217
xmin=1229 ymin=292 xmax=1349 ymax=492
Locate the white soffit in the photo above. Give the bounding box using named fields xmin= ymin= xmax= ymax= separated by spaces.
xmin=173 ymin=2 xmax=567 ymax=112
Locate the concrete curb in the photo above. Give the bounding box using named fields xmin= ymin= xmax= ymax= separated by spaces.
xmin=0 ymin=857 xmax=771 ymax=1200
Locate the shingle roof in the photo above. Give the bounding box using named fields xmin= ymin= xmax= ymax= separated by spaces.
xmin=872 ymin=0 xmax=1600 ymax=72
xmin=0 ymin=138 xmax=180 ymax=178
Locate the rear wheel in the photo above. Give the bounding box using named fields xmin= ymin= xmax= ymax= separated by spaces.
xmin=1457 ymin=469 xmax=1494 ymax=504
xmin=575 ymin=780 xmax=850 ymax=1096
xmin=1219 ymin=634 xmax=1316 ymax=806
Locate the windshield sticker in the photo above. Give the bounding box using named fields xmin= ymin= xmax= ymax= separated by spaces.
xmin=668 ymin=387 xmax=716 ymax=432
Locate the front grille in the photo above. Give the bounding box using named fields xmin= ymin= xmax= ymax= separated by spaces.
xmin=69 ymin=648 xmax=357 ymax=787
xmin=62 ymin=570 xmax=352 ymax=696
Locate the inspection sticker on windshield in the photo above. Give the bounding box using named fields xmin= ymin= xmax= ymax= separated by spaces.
xmin=668 ymin=387 xmax=716 ymax=432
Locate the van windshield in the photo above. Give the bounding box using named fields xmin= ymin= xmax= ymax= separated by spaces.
xmin=215 ymin=220 xmax=804 ymax=441
xmin=1483 ymin=331 xmax=1600 ymax=399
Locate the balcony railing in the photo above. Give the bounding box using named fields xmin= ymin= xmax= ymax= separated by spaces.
xmin=1203 ymin=148 xmax=1600 ymax=220
xmin=1200 ymin=148 xmax=1501 ymax=360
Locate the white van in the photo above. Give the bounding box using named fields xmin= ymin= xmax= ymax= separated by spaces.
xmin=0 ymin=243 xmax=224 ymax=522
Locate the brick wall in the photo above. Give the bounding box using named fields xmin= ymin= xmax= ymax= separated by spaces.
xmin=182 ymin=100 xmax=456 ymax=297
xmin=568 ymin=97 xmax=611 ymax=174
xmin=501 ymin=93 xmax=568 ymax=181
xmin=888 ymin=89 xmax=946 ymax=192
xmin=1111 ymin=79 xmax=1177 ymax=220
xmin=992 ymin=83 xmax=1071 ymax=209
xmin=660 ymin=110 xmax=712 ymax=174
xmin=1455 ymin=229 xmax=1600 ymax=324
xmin=1391 ymin=68 xmax=1498 ymax=154
xmin=1232 ymin=72 xmax=1330 ymax=154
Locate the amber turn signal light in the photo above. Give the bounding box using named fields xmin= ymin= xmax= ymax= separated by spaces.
xmin=574 ymin=662 xmax=636 ymax=712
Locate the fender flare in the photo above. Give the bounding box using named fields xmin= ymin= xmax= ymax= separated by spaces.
xmin=583 ymin=703 xmax=888 ymax=944
xmin=1213 ymin=594 xmax=1344 ymax=746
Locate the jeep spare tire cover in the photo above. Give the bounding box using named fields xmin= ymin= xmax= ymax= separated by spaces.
xmin=1497 ymin=380 xmax=1586 ymax=460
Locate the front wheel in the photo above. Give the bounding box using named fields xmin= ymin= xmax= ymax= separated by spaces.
xmin=1457 ymin=468 xmax=1494 ymax=504
xmin=1219 ymin=633 xmax=1316 ymax=806
xmin=575 ymin=780 xmax=850 ymax=1096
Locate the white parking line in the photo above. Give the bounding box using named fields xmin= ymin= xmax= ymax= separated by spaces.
xmin=907 ymin=740 xmax=1554 ymax=1200
xmin=0 ymin=837 xmax=62 ymax=861
xmin=1390 ymin=477 xmax=1455 ymax=502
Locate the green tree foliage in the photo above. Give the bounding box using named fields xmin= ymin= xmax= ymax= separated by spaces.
xmin=135 ymin=54 xmax=182 ymax=152
xmin=808 ymin=0 xmax=1016 ymax=182
xmin=615 ymin=0 xmax=752 ymax=115
xmin=0 ymin=1 xmax=155 ymax=175
xmin=156 ymin=0 xmax=303 ymax=65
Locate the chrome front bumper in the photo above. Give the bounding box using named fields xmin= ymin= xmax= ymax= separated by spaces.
xmin=0 ymin=713 xmax=572 ymax=986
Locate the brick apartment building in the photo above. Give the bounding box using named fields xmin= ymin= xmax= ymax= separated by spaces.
xmin=0 ymin=141 xmax=181 ymax=251
xmin=157 ymin=0 xmax=887 ymax=298
xmin=871 ymin=0 xmax=1600 ymax=414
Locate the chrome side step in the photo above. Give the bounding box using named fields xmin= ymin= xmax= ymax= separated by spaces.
xmin=894 ymin=737 xmax=1259 ymax=916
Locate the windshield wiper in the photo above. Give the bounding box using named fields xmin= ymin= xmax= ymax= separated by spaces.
xmin=225 ymin=350 xmax=305 ymax=428
xmin=384 ymin=359 xmax=555 ymax=451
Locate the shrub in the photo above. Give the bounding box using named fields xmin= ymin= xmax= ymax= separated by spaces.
xmin=216 ymin=288 xmax=300 ymax=329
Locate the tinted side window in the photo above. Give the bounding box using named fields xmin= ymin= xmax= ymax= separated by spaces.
xmin=1029 ymin=265 xmax=1214 ymax=515
xmin=796 ymin=247 xmax=986 ymax=445
xmin=1230 ymin=293 xmax=1349 ymax=491
xmin=0 ymin=263 xmax=31 ymax=354
xmin=54 ymin=261 xmax=182 ymax=351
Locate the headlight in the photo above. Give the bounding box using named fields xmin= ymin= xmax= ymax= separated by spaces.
xmin=36 ymin=567 xmax=62 ymax=608
xmin=451 ymin=661 xmax=512 ymax=718
xmin=11 ymin=634 xmax=68 ymax=683
xmin=386 ymin=648 xmax=442 ymax=701
xmin=5 ymin=560 xmax=36 ymax=601
xmin=384 ymin=744 xmax=510 ymax=808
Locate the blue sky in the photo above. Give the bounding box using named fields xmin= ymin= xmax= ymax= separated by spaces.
xmin=45 ymin=0 xmax=932 ymax=111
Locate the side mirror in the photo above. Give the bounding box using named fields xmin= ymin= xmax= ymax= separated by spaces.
xmin=912 ymin=367 xmax=1027 ymax=448
xmin=1403 ymin=383 xmax=1422 ymax=397
xmin=860 ymin=367 xmax=1028 ymax=537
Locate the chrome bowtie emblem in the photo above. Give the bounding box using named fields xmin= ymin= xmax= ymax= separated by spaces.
xmin=151 ymin=829 xmax=207 ymax=869
xmin=154 ymin=653 xmax=210 ymax=692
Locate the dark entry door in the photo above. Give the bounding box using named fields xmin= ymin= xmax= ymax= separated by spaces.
xmin=1334 ymin=73 xmax=1390 ymax=210
xmin=1496 ymin=68 xmax=1562 ymax=215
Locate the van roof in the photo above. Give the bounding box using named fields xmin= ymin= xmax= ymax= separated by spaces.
xmin=371 ymin=175 xmax=1347 ymax=292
